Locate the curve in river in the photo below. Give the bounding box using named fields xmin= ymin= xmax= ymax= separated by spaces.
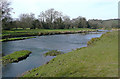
xmin=2 ymin=31 xmax=105 ymax=77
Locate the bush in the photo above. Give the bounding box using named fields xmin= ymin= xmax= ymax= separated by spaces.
xmin=44 ymin=50 xmax=64 ymax=56
xmin=87 ymin=37 xmax=100 ymax=46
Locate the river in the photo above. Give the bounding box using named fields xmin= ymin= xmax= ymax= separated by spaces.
xmin=2 ymin=31 xmax=105 ymax=77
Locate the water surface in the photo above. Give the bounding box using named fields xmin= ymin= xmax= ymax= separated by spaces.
xmin=2 ymin=32 xmax=105 ymax=77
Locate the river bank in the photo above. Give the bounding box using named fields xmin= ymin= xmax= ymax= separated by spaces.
xmin=22 ymin=31 xmax=118 ymax=77
xmin=1 ymin=37 xmax=35 ymax=42
xmin=2 ymin=28 xmax=97 ymax=41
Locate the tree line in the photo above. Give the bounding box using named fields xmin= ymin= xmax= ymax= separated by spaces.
xmin=1 ymin=0 xmax=119 ymax=30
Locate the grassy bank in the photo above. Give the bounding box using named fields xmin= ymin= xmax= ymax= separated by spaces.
xmin=0 ymin=37 xmax=35 ymax=42
xmin=2 ymin=50 xmax=32 ymax=65
xmin=2 ymin=28 xmax=97 ymax=39
xmin=23 ymin=31 xmax=118 ymax=77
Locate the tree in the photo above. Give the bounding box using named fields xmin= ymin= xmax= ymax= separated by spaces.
xmin=88 ymin=19 xmax=99 ymax=29
xmin=72 ymin=16 xmax=87 ymax=28
xmin=32 ymin=19 xmax=42 ymax=29
xmin=79 ymin=17 xmax=87 ymax=28
xmin=38 ymin=8 xmax=64 ymax=29
xmin=63 ymin=15 xmax=71 ymax=29
xmin=19 ymin=13 xmax=35 ymax=29
xmin=1 ymin=0 xmax=13 ymax=30
xmin=12 ymin=19 xmax=20 ymax=29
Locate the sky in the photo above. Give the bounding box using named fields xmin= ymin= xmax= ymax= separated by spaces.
xmin=10 ymin=0 xmax=119 ymax=20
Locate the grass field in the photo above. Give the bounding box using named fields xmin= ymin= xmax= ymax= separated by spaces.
xmin=23 ymin=31 xmax=118 ymax=77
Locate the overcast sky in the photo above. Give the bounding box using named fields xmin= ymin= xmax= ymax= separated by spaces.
xmin=10 ymin=0 xmax=119 ymax=20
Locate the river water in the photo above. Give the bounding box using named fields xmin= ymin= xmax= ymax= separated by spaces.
xmin=2 ymin=31 xmax=105 ymax=77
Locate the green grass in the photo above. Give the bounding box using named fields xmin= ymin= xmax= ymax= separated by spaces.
xmin=44 ymin=50 xmax=64 ymax=56
xmin=2 ymin=28 xmax=97 ymax=39
xmin=0 ymin=37 xmax=35 ymax=42
xmin=23 ymin=31 xmax=118 ymax=77
xmin=2 ymin=28 xmax=97 ymax=42
xmin=2 ymin=50 xmax=32 ymax=65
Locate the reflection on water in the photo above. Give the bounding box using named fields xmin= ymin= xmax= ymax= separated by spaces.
xmin=2 ymin=32 xmax=105 ymax=77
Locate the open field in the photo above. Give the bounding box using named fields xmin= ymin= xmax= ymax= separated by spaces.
xmin=23 ymin=31 xmax=118 ymax=77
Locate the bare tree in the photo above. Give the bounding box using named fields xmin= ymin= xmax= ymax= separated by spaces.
xmin=38 ymin=8 xmax=64 ymax=29
xmin=1 ymin=0 xmax=13 ymax=30
xmin=63 ymin=15 xmax=71 ymax=29
xmin=19 ymin=13 xmax=35 ymax=29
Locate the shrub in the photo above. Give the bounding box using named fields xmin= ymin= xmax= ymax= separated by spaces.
xmin=87 ymin=37 xmax=100 ymax=46
xmin=44 ymin=50 xmax=64 ymax=56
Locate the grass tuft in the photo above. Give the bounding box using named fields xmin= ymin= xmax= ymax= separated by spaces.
xmin=44 ymin=50 xmax=64 ymax=56
xmin=2 ymin=50 xmax=32 ymax=65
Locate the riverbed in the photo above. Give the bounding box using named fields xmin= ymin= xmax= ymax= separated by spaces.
xmin=2 ymin=31 xmax=105 ymax=77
